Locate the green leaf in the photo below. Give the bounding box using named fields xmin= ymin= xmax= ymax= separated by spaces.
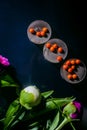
xmin=29 ymin=127 xmax=39 ymax=130
xmin=1 ymin=80 xmax=18 ymax=87
xmin=10 ymin=111 xmax=26 ymax=128
xmin=1 ymin=75 xmax=15 ymax=83
xmin=46 ymin=97 xmax=75 ymax=111
xmin=23 ymin=97 xmax=75 ymax=122
xmin=70 ymin=122 xmax=76 ymax=130
xmin=41 ymin=90 xmax=54 ymax=99
xmin=18 ymin=111 xmax=26 ymax=120
xmin=0 ymin=74 xmax=18 ymax=87
xmin=0 ymin=118 xmax=5 ymax=122
xmin=46 ymin=119 xmax=52 ymax=129
xmin=29 ymin=122 xmax=39 ymax=128
xmin=49 ymin=111 xmax=60 ymax=130
xmin=3 ymin=98 xmax=21 ymax=129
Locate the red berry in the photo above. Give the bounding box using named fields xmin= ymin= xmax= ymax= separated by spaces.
xmin=36 ymin=31 xmax=42 ymax=37
xmin=56 ymin=56 xmax=63 ymax=62
xmin=29 ymin=27 xmax=36 ymax=34
xmin=57 ymin=47 xmax=63 ymax=53
xmin=67 ymin=74 xmax=73 ymax=80
xmin=63 ymin=64 xmax=68 ymax=70
xmin=45 ymin=42 xmax=51 ymax=49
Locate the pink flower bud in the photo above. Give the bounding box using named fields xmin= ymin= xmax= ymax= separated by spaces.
xmin=63 ymin=101 xmax=83 ymax=119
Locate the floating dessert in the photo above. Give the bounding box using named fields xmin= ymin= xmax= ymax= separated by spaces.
xmin=60 ymin=58 xmax=87 ymax=84
xmin=27 ymin=20 xmax=52 ymax=44
xmin=43 ymin=38 xmax=68 ymax=63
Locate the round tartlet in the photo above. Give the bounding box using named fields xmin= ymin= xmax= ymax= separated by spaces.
xmin=43 ymin=38 xmax=68 ymax=63
xmin=60 ymin=58 xmax=87 ymax=84
xmin=27 ymin=20 xmax=52 ymax=44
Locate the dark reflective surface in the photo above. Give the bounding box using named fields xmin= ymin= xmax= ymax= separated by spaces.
xmin=0 ymin=0 xmax=87 ymax=129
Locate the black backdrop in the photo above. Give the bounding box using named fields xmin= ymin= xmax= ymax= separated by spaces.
xmin=0 ymin=0 xmax=87 ymax=129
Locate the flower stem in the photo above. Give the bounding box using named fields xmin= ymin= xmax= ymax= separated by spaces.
xmin=55 ymin=117 xmax=70 ymax=130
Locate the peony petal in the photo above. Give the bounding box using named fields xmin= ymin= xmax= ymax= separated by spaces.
xmin=1 ymin=60 xmax=10 ymax=66
xmin=0 ymin=55 xmax=3 ymax=62
xmin=70 ymin=113 xmax=78 ymax=119
xmin=73 ymin=101 xmax=82 ymax=113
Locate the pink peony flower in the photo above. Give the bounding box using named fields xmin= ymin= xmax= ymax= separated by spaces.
xmin=0 ymin=55 xmax=10 ymax=66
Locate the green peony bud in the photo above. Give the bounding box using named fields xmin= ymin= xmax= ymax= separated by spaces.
xmin=19 ymin=85 xmax=41 ymax=109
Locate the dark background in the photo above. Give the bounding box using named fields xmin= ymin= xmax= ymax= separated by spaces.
xmin=0 ymin=0 xmax=87 ymax=129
